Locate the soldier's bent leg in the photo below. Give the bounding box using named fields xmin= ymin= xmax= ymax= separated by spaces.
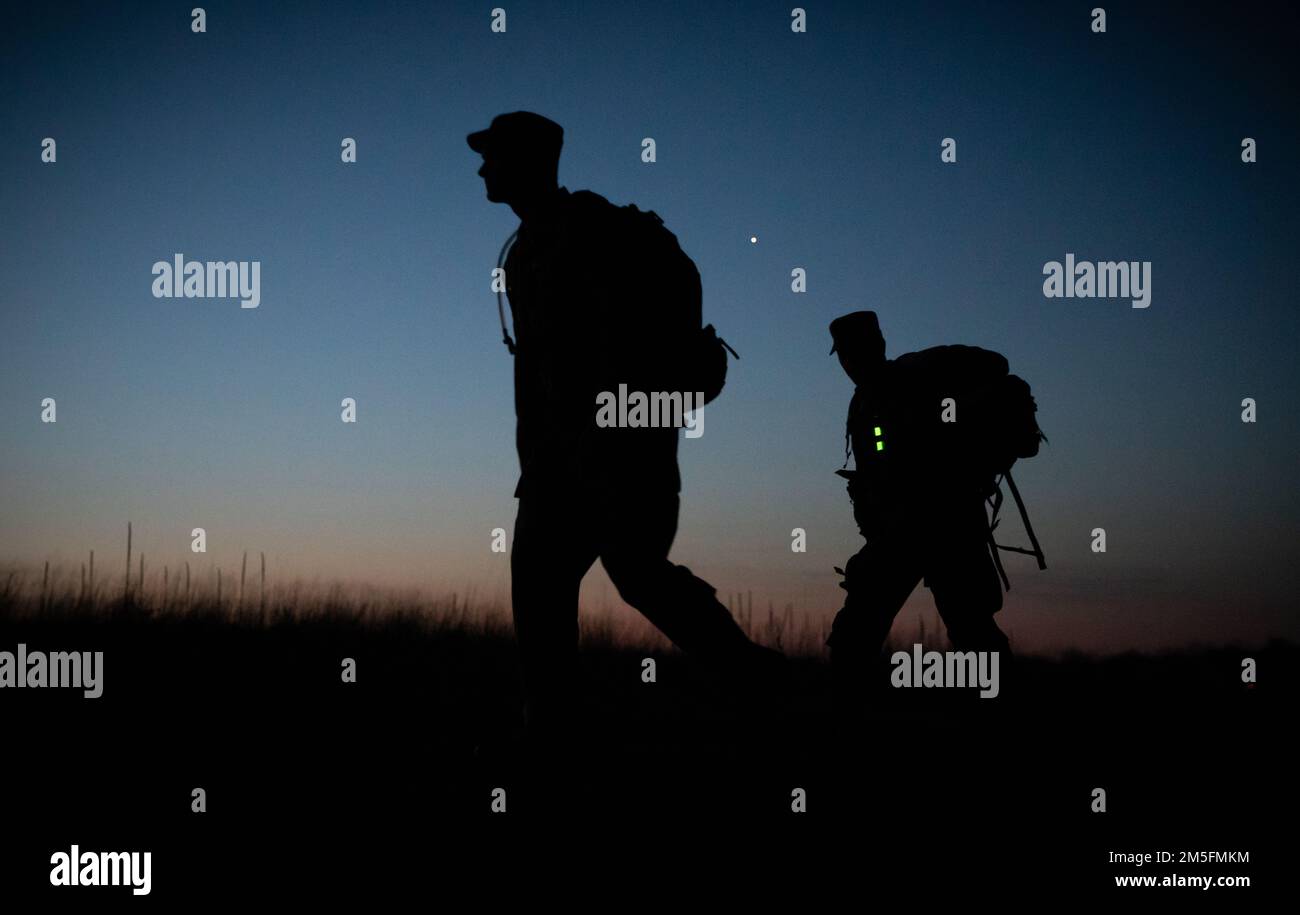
xmin=511 ymin=497 xmax=599 ymax=731
xmin=597 ymin=493 xmax=758 ymax=663
xmin=925 ymin=532 xmax=1013 ymax=706
xmin=827 ymin=538 xmax=924 ymax=668
xmin=924 ymin=524 xmax=1010 ymax=656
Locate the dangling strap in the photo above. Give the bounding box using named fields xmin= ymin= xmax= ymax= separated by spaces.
xmin=985 ymin=470 xmax=1047 ymax=591
xmin=986 ymin=523 xmax=1012 ymax=591
xmin=987 ymin=477 xmax=1005 ymax=526
xmin=840 ymin=396 xmax=856 ymax=470
xmin=1004 ymin=468 xmax=1047 ymax=570
xmin=496 ymin=228 xmax=519 ymax=355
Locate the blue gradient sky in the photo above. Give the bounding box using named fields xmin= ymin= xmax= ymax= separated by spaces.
xmin=2 ymin=1 xmax=1297 ymax=652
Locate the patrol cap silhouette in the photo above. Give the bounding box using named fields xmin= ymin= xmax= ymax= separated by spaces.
xmin=828 ymin=310 xmax=884 ymax=357
xmin=467 ymin=111 xmax=564 ymax=163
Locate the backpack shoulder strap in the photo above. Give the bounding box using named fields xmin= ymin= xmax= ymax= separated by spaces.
xmin=842 ymin=391 xmax=857 ymax=469
xmin=496 ymin=228 xmax=520 ymax=354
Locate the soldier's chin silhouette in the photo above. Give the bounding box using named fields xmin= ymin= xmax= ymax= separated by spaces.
xmin=469 ymin=112 xmax=787 ymax=747
xmin=476 ymin=149 xmax=559 ymax=213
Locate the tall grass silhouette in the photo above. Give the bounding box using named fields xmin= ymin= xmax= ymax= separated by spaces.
xmin=5 ymin=522 xmax=853 ymax=657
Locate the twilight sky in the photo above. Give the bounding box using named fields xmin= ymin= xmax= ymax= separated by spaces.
xmin=2 ymin=0 xmax=1297 ymax=652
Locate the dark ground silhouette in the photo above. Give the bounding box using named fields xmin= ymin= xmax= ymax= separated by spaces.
xmin=0 ymin=593 xmax=1290 ymax=900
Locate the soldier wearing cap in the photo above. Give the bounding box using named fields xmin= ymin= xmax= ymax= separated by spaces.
xmin=468 ymin=112 xmax=782 ymax=739
xmin=828 ymin=311 xmax=1010 ymax=684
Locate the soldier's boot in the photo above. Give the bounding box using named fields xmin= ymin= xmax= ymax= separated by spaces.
xmin=946 ymin=617 xmax=1014 ymax=715
xmin=826 ymin=600 xmax=897 ymax=734
xmin=614 ymin=561 xmax=790 ymax=692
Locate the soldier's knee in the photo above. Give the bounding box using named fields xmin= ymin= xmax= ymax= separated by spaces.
xmin=828 ymin=605 xmax=891 ymax=659
xmin=826 ymin=614 xmax=859 ymax=662
xmin=606 ymin=559 xmax=694 ymax=607
xmin=981 ymin=576 xmax=1005 ymax=615
xmin=847 ymin=544 xmax=877 ymax=571
xmin=971 ymin=590 xmax=1003 ymax=620
xmin=839 ymin=550 xmax=871 ymax=592
xmin=930 ymin=569 xmax=1003 ymax=617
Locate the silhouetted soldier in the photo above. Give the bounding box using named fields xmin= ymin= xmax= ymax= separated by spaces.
xmin=468 ymin=112 xmax=781 ymax=738
xmin=827 ymin=311 xmax=1020 ymax=686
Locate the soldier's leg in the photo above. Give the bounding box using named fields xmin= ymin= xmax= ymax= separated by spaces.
xmin=924 ymin=530 xmax=1012 ymax=708
xmin=924 ymin=512 xmax=1010 ymax=656
xmin=511 ymin=496 xmax=599 ymax=731
xmin=597 ymin=492 xmax=763 ymax=664
xmin=827 ymin=538 xmax=923 ymax=667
